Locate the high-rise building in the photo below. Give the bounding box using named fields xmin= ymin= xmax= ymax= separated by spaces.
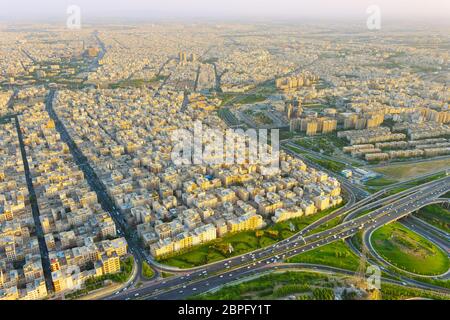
xmin=306 ymin=121 xmax=318 ymax=136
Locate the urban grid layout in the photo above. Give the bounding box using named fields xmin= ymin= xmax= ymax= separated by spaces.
xmin=0 ymin=3 xmax=449 ymax=302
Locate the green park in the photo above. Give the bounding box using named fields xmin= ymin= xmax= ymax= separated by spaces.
xmin=371 ymin=222 xmax=449 ymax=276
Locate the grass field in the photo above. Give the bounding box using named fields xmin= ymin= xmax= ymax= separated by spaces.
xmin=415 ymin=204 xmax=450 ymax=233
xmin=109 ymin=76 xmax=165 ymax=89
xmin=304 ymin=155 xmax=346 ymax=173
xmin=161 ymin=205 xmax=343 ymax=268
xmin=365 ymin=172 xmax=446 ymax=194
xmin=293 ymin=134 xmax=347 ymax=156
xmin=365 ymin=177 xmax=398 ymax=187
xmin=193 ymin=271 xmax=333 ymax=300
xmin=285 ymin=145 xmax=306 ymax=154
xmin=142 ymin=262 xmax=155 ymax=279
xmin=382 ymin=172 xmax=447 ymax=196
xmin=239 ymin=94 xmax=268 ymax=105
xmin=371 ymin=222 xmax=449 ymax=276
xmin=305 ymin=215 xmax=343 ymax=236
xmin=371 ymin=159 xmax=450 ymax=180
xmin=194 ymin=270 xmax=449 ymax=300
xmin=279 ymin=130 xmax=297 ymax=140
xmin=287 ymin=240 xmax=361 ymax=271
xmin=161 ymin=272 xmax=174 ymax=278
xmin=217 ymin=93 xmax=241 ymax=106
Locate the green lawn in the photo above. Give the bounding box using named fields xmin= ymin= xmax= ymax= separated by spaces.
xmin=192 ymin=271 xmax=330 ymax=300
xmin=415 ymin=204 xmax=450 ymax=233
xmin=305 ymin=215 xmax=342 ymax=236
xmin=304 ymin=155 xmax=346 ymax=173
xmin=238 ymin=94 xmax=268 ymax=105
xmin=161 ymin=205 xmax=344 ymax=269
xmin=161 ymin=272 xmax=174 ymax=278
xmin=285 ymin=145 xmax=305 ymax=154
xmin=287 ymin=239 xmax=361 ymax=271
xmin=365 ymin=177 xmax=398 ymax=187
xmin=371 ymin=222 xmax=449 ymax=276
xmin=371 ymin=159 xmax=450 ymax=180
xmin=293 ymin=134 xmax=348 ymax=156
xmin=279 ymin=130 xmax=297 ymax=141
xmin=366 ymin=172 xmax=446 ymax=194
xmin=302 ymin=103 xmax=326 ymax=110
xmin=109 ymin=77 xmax=165 ymax=89
xmin=350 ymin=231 xmax=364 ymax=252
xmin=381 ymin=283 xmax=449 ymax=300
xmin=142 ymin=262 xmax=155 ymax=279
xmin=194 ymin=270 xmax=449 ymax=300
xmin=217 ymin=93 xmax=241 ymax=106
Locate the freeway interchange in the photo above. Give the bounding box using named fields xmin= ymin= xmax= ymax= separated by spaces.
xmin=105 ymin=175 xmax=450 ymax=300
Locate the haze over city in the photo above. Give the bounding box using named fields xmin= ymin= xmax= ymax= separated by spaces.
xmin=1 ymin=0 xmax=449 ymax=22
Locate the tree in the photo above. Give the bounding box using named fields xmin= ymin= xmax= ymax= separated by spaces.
xmin=142 ymin=261 xmax=155 ymax=279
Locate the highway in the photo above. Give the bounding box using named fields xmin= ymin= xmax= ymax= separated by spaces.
xmin=343 ymin=174 xmax=450 ymax=222
xmin=283 ymin=141 xmax=362 ymax=169
xmin=404 ymin=214 xmax=450 ymax=245
xmin=105 ymin=176 xmax=450 ymax=300
xmin=135 ymin=263 xmax=450 ymax=301
xmin=401 ymin=215 xmax=449 ymax=255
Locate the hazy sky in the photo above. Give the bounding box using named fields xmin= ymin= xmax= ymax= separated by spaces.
xmin=1 ymin=0 xmax=449 ymax=22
